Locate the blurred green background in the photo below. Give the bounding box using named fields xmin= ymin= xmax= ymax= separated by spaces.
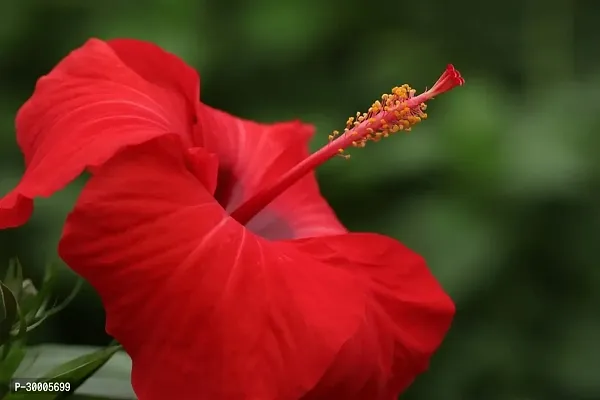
xmin=1 ymin=0 xmax=600 ymax=399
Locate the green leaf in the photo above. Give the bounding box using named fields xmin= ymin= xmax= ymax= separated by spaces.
xmin=0 ymin=339 xmax=26 ymax=382
xmin=12 ymin=262 xmax=82 ymax=337
xmin=3 ymin=259 xmax=23 ymax=301
xmin=14 ymin=345 xmax=134 ymax=399
xmin=19 ymin=264 xmax=59 ymax=322
xmin=20 ymin=281 xmax=38 ymax=300
xmin=39 ymin=279 xmax=82 ymax=322
xmin=0 ymin=282 xmax=18 ymax=346
xmin=11 ymin=302 xmax=29 ymax=343
xmin=18 ymin=279 xmax=82 ymax=336
xmin=40 ymin=345 xmax=121 ymax=398
xmin=4 ymin=345 xmax=123 ymax=400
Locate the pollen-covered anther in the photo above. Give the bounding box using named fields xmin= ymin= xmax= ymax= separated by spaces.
xmin=327 ymin=130 xmax=340 ymax=142
xmin=336 ymin=148 xmax=351 ymax=159
xmin=333 ymin=82 xmax=428 ymax=149
xmin=326 ymin=64 xmax=463 ymax=157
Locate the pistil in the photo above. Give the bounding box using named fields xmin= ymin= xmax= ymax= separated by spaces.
xmin=230 ymin=65 xmax=464 ymax=226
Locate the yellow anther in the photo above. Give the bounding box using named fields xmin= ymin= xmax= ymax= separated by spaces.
xmin=328 ymin=81 xmax=431 ymax=155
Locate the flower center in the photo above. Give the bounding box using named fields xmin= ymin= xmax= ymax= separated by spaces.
xmin=230 ymin=65 xmax=464 ymax=226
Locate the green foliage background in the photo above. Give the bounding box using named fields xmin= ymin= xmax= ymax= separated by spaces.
xmin=1 ymin=0 xmax=599 ymax=399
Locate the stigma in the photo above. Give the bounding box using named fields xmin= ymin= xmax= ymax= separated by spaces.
xmin=329 ymin=64 xmax=464 ymax=158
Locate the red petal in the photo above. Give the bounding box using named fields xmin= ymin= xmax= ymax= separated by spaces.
xmin=59 ymin=137 xmax=454 ymax=400
xmin=290 ymin=234 xmax=455 ymax=398
xmin=59 ymin=137 xmax=363 ymax=399
xmin=196 ymin=105 xmax=347 ymax=239
xmin=0 ymin=38 xmax=198 ymax=228
xmin=106 ymin=39 xmax=200 ymax=115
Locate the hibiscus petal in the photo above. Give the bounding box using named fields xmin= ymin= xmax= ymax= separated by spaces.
xmin=289 ymin=234 xmax=455 ymax=398
xmin=59 ymin=137 xmax=364 ymax=400
xmin=59 ymin=136 xmax=454 ymax=400
xmin=106 ymin=38 xmax=200 ymax=114
xmin=0 ymin=38 xmax=197 ymax=228
xmin=196 ymin=104 xmax=347 ymax=240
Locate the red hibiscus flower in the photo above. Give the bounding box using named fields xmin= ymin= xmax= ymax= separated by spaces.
xmin=0 ymin=39 xmax=463 ymax=400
